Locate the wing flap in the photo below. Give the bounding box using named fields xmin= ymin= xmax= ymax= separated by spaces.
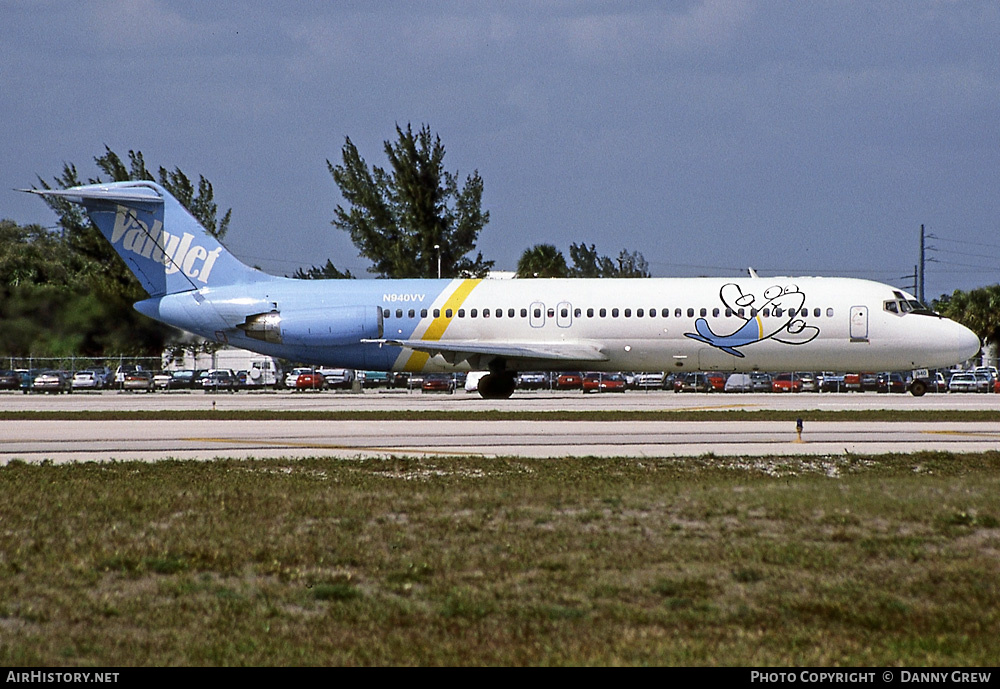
xmin=363 ymin=338 xmax=609 ymax=362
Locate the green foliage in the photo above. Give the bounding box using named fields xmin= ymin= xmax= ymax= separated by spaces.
xmin=516 ymin=242 xmax=650 ymax=278
xmin=329 ymin=123 xmax=493 ymax=278
xmin=290 ymin=259 xmax=354 ymax=280
xmin=516 ymin=243 xmax=569 ymax=278
xmin=8 ymin=147 xmax=234 ymax=357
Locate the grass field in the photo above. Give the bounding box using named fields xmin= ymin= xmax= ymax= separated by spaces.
xmin=1 ymin=451 xmax=998 ymax=666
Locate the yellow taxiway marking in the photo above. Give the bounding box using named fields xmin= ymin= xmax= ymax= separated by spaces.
xmin=186 ymin=437 xmax=484 ymax=457
xmin=669 ymin=404 xmax=760 ymax=411
xmin=921 ymin=430 xmax=1000 ymax=439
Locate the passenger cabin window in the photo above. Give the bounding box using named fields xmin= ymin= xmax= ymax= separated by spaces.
xmin=521 ymin=308 xmax=528 ymax=318
xmin=600 ymin=308 xmax=607 ymax=317
xmin=445 ymin=309 xmax=453 ymax=318
xmin=383 ymin=309 xmax=390 ymax=318
xmin=612 ymin=308 xmax=620 ymax=318
xmin=421 ymin=309 xmax=428 ymax=318
xmin=587 ymin=308 xmax=594 ymax=317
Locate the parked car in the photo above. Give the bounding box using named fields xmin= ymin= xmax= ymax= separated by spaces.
xmin=973 ymin=371 xmax=993 ymax=393
xmin=284 ymin=367 xmax=313 ymax=389
xmin=844 ymin=373 xmax=862 ymax=392
xmin=772 ymin=373 xmax=802 ymax=393
xmin=122 ymin=370 xmax=154 ymax=392
xmin=72 ymin=368 xmax=108 ymax=390
xmin=0 ymin=370 xmax=24 ymax=390
xmin=724 ymin=373 xmax=753 ymax=392
xmin=32 ymin=370 xmax=72 ymax=394
xmin=360 ymin=371 xmax=389 ymax=388
xmin=876 ymin=372 xmax=907 ymax=393
xmin=555 ymin=372 xmax=584 ymax=390
xmin=705 ymin=372 xmax=726 ymax=392
xmin=163 ymin=369 xmax=200 ymax=389
xmin=202 ymin=369 xmax=237 ymax=392
xmin=517 ymin=372 xmax=549 ymax=390
xmin=153 ymin=371 xmax=174 ymax=389
xmin=295 ymin=370 xmax=327 ymax=390
xmin=320 ymin=368 xmax=355 ymax=389
xmin=633 ymin=372 xmax=666 ymax=389
xmin=860 ymin=372 xmax=879 ymax=392
xmin=750 ymin=372 xmax=773 ymax=392
xmin=677 ymin=372 xmax=712 ymax=393
xmin=583 ymin=372 xmax=626 ymax=393
xmin=948 ymin=372 xmax=978 ymax=393
xmin=115 ymin=364 xmax=144 ymax=388
xmin=798 ymin=372 xmax=819 ymax=392
xmin=421 ymin=373 xmax=456 ymax=393
xmin=819 ymin=372 xmax=846 ymax=392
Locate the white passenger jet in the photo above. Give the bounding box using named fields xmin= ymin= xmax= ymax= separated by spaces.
xmin=26 ymin=182 xmax=980 ymax=398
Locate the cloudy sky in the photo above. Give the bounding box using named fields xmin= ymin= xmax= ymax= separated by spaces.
xmin=2 ymin=1 xmax=998 ymax=299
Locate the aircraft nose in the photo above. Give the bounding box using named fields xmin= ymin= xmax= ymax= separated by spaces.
xmin=955 ymin=322 xmax=981 ymax=362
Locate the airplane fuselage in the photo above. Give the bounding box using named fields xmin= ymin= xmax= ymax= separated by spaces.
xmin=137 ymin=275 xmax=977 ymax=375
xmin=28 ymin=181 xmax=980 ymax=398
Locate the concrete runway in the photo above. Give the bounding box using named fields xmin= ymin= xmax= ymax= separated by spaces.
xmin=2 ymin=389 xmax=998 ymax=462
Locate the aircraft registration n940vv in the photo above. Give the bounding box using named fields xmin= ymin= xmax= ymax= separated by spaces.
xmin=26 ymin=182 xmax=980 ymax=398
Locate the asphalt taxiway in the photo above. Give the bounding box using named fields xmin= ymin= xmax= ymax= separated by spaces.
xmin=2 ymin=389 xmax=998 ymax=462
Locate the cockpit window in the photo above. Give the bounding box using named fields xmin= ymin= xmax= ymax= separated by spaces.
xmin=884 ymin=296 xmax=938 ymax=316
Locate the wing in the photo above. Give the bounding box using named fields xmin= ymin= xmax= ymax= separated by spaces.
xmin=363 ymin=338 xmax=609 ymax=365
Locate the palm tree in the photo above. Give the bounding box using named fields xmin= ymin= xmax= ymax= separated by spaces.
xmin=516 ymin=244 xmax=569 ymax=278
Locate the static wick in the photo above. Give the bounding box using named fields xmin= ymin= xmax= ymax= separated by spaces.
xmin=794 ymin=417 xmax=805 ymax=444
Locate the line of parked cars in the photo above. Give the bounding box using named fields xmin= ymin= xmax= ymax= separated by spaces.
xmin=500 ymin=368 xmax=1000 ymax=394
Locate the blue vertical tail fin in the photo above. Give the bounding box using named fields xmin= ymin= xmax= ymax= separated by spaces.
xmin=26 ymin=181 xmax=266 ymax=296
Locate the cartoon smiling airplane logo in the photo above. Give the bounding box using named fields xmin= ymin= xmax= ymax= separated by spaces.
xmin=685 ymin=283 xmax=820 ymax=357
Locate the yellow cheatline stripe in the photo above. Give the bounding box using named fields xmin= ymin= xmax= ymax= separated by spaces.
xmin=403 ymin=278 xmax=481 ymax=371
xmin=755 ymin=315 xmax=764 ymax=339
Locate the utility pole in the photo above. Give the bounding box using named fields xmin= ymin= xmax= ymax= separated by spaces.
xmin=918 ymin=224 xmax=925 ymax=303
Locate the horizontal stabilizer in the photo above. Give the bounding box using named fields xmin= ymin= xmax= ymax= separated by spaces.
xmin=22 ymin=185 xmax=163 ymax=204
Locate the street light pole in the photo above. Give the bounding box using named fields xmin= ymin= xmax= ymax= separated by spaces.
xmin=434 ymin=244 xmax=441 ymax=279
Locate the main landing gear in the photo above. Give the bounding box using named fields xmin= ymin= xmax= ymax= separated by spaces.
xmin=476 ymin=360 xmax=517 ymax=399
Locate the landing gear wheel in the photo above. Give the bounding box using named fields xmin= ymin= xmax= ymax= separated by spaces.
xmin=477 ymin=372 xmax=516 ymax=399
xmin=909 ymin=379 xmax=927 ymax=397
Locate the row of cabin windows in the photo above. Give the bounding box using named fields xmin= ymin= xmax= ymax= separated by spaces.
xmin=383 ymin=306 xmax=836 ymax=320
